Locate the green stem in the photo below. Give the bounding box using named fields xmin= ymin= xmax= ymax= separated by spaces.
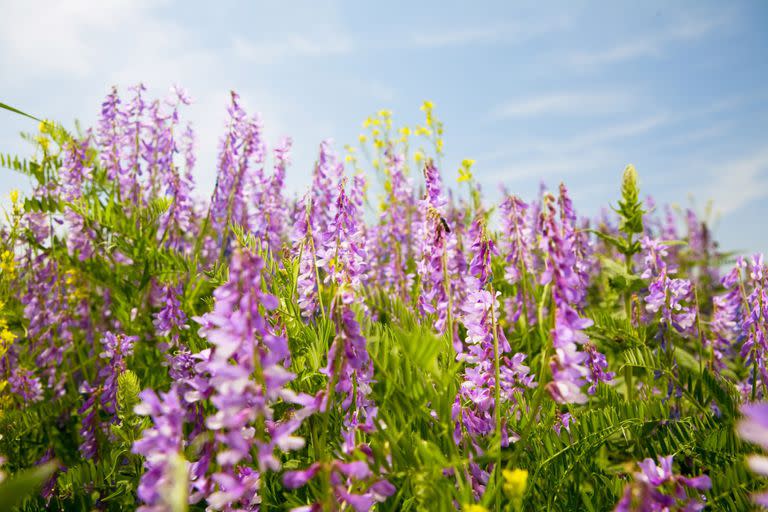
xmin=442 ymin=244 xmax=454 ymax=343
xmin=623 ymin=234 xmax=634 ymax=402
xmin=518 ymin=283 xmax=551 ymax=443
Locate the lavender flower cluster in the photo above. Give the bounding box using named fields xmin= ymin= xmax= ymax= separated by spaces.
xmin=0 ymin=88 xmax=765 ymax=512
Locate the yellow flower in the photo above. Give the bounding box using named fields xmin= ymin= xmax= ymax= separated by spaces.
xmin=378 ymin=109 xmax=392 ymax=118
xmin=399 ymin=127 xmax=411 ymax=137
xmin=345 ymin=154 xmax=354 ymax=163
xmin=36 ymin=135 xmax=49 ymax=151
xmin=0 ymin=329 xmax=14 ymax=346
xmin=9 ymin=189 xmax=19 ymax=204
xmin=502 ymin=468 xmax=528 ymax=501
xmin=414 ymin=151 xmax=424 ymax=163
xmin=374 ymin=139 xmax=384 ymax=150
xmin=358 ymin=134 xmax=367 ymax=143
xmin=457 ymin=159 xmax=475 ymax=183
xmin=420 ymin=100 xmax=434 ymax=112
xmin=0 ymin=251 xmax=14 ymax=278
xmin=462 ymin=505 xmax=488 ymax=512
xmin=38 ymin=120 xmax=48 ymax=134
xmin=363 ymin=117 xmax=372 ymax=128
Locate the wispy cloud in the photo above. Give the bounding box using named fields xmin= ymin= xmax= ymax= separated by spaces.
xmin=232 ymin=33 xmax=353 ymax=63
xmin=483 ymin=115 xmax=669 ymax=160
xmin=481 ymin=152 xmax=614 ymax=183
xmin=0 ymin=0 xmax=165 ymax=78
xmin=568 ymin=17 xmax=722 ymax=68
xmin=491 ymin=91 xmax=634 ymax=119
xmin=696 ymin=148 xmax=768 ymax=215
xmin=408 ymin=17 xmax=570 ymax=48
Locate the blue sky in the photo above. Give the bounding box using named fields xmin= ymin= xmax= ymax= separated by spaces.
xmin=1 ymin=0 xmax=767 ymax=255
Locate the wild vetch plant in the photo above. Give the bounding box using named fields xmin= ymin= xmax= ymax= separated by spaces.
xmin=0 ymin=88 xmax=767 ymax=511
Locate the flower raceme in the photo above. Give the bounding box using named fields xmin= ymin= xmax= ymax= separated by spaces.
xmin=614 ymin=455 xmax=711 ymax=511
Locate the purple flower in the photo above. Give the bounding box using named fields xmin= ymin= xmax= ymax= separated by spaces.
xmin=615 ymin=455 xmax=710 ymax=511
xmin=206 ymin=92 xmax=265 ymax=260
xmin=500 ymin=194 xmax=534 ymax=286
xmin=644 ymin=268 xmax=696 ymax=334
xmin=737 ymin=401 xmax=768 ymax=506
xmin=416 ymin=160 xmax=462 ymax=346
xmin=540 ymin=192 xmax=611 ymax=403
xmin=293 ymin=195 xmax=320 ymax=319
xmin=153 ymin=283 xmax=187 ymax=347
xmin=98 ymin=332 xmax=137 ymax=415
xmin=708 ymin=263 xmax=744 ymax=372
xmin=584 ymin=342 xmax=616 ymax=395
xmin=740 ymin=255 xmax=768 ymax=397
xmin=283 ymin=459 xmax=395 ymax=511
xmin=132 ymin=386 xmax=188 ymax=512
xmin=453 ymin=217 xmax=536 ymax=448
xmin=193 ymin=248 xmax=314 ymax=509
xmin=9 ymin=368 xmax=43 ymax=403
xmin=316 ymin=179 xmax=368 ymax=291
xmin=371 ymin=148 xmax=415 ymax=300
xmin=325 ymin=303 xmax=377 ymax=451
xmin=60 ymin=137 xmax=96 ymax=260
xmin=77 ymin=332 xmax=137 ymax=459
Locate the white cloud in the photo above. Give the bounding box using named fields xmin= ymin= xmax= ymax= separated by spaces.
xmin=232 ymin=33 xmax=353 ymax=63
xmin=696 ymin=148 xmax=768 ymax=215
xmin=491 ymin=91 xmax=634 ymax=119
xmin=480 ymin=151 xmax=616 ymax=184
xmin=408 ymin=17 xmax=570 ymax=48
xmin=485 ymin=115 xmax=669 ymax=159
xmin=568 ymin=17 xmax=722 ymax=68
xmin=0 ymin=0 xmax=164 ymax=78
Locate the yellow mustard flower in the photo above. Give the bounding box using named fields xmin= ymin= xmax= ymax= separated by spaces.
xmin=502 ymin=468 xmax=528 ymax=502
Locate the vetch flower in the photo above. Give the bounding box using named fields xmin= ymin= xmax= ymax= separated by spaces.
xmin=614 ymin=455 xmax=710 ymax=512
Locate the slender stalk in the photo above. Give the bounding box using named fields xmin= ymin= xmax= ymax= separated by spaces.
xmin=518 ymin=283 xmax=551 ymax=443
xmin=442 ymin=242 xmax=454 ymax=343
xmin=490 ymin=281 xmax=502 ymax=512
xmin=624 ymin=234 xmax=634 ymax=402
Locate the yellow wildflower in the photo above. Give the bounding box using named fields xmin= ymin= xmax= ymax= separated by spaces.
xmin=457 ymin=159 xmax=475 ymax=183
xmin=0 ymin=251 xmax=14 ymax=278
xmin=502 ymin=468 xmax=528 ymax=505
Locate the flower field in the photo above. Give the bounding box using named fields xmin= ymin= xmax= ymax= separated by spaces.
xmin=0 ymin=86 xmax=766 ymax=511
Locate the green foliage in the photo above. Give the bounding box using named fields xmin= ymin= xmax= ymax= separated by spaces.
xmin=0 ymin=461 xmax=58 ymax=511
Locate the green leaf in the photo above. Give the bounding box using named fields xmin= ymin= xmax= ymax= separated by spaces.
xmin=0 ymin=461 xmax=58 ymax=510
xmin=599 ymin=257 xmax=646 ymax=295
xmin=0 ymin=101 xmax=42 ymax=123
